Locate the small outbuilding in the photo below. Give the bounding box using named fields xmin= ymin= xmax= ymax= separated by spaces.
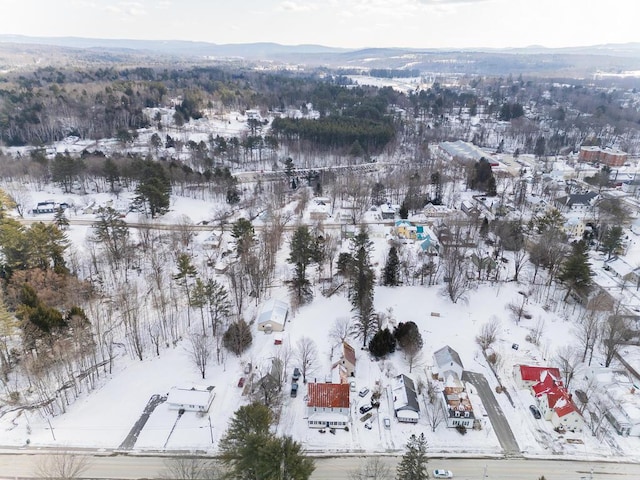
xmin=256 ymin=299 xmax=290 ymax=333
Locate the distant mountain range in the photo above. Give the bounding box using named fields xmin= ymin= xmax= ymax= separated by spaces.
xmin=2 ymin=34 xmax=640 ymax=77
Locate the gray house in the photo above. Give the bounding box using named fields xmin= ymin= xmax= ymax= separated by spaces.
xmin=392 ymin=374 xmax=420 ymax=423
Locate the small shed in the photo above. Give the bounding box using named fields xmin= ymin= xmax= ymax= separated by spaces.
xmin=167 ymin=385 xmax=215 ymax=413
xmin=257 ymin=299 xmax=290 ymax=333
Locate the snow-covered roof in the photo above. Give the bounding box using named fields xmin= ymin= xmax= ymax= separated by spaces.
xmin=434 ymin=345 xmax=464 ymax=372
xmin=257 ymin=299 xmax=289 ymax=327
xmin=393 ymin=374 xmax=420 ymax=413
xmin=167 ymin=385 xmax=214 ymax=409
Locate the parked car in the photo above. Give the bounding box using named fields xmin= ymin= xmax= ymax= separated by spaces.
xmin=291 ymin=383 xmax=299 ymax=397
xmin=432 ymin=469 xmax=453 ymax=478
xmin=349 ymin=380 xmax=357 ymax=392
xmin=243 ymin=363 xmax=252 ymax=375
xmin=359 ymin=404 xmax=373 ymax=415
xmin=383 ymin=417 xmax=391 ymax=429
xmin=364 ymin=421 xmax=372 ymax=430
xmin=358 ymin=387 xmax=370 ymax=398
xmin=529 ymin=405 xmax=542 ymax=419
xmin=292 ymin=367 xmax=300 ymax=381
xmin=237 ymin=377 xmax=245 ymax=388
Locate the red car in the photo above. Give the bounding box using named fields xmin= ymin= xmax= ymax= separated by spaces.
xmin=238 ymin=377 xmax=245 ymax=387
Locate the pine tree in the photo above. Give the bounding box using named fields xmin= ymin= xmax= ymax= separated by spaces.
xmin=53 ymin=207 xmax=69 ymax=230
xmin=383 ymin=246 xmax=400 ymax=286
xmin=348 ymin=228 xmax=376 ymax=347
xmin=558 ymin=240 xmax=592 ymax=302
xmin=601 ymin=225 xmax=623 ymax=260
xmin=369 ymin=327 xmax=396 ymax=358
xmin=288 ymin=225 xmax=320 ymax=305
xmin=396 ymin=433 xmax=428 ymax=480
xmin=399 ymin=202 xmax=409 ymax=220
xmin=220 ymin=403 xmax=314 ymax=480
xmin=174 ymin=253 xmax=198 ymax=326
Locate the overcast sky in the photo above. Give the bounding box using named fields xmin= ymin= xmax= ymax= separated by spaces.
xmin=2 ymin=0 xmax=638 ymax=50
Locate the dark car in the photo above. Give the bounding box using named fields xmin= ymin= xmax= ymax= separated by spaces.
xmin=238 ymin=377 xmax=245 ymax=388
xmin=359 ymin=404 xmax=373 ymax=415
xmin=529 ymin=404 xmax=541 ymax=419
xmin=292 ymin=367 xmax=301 ymax=381
xmin=291 ymin=383 xmax=299 ymax=397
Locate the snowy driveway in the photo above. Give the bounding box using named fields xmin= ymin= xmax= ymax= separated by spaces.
xmin=462 ymin=371 xmax=520 ymax=456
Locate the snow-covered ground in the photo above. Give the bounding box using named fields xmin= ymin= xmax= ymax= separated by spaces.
xmin=2 ymin=112 xmax=640 ymax=461
xmin=1 ymin=197 xmax=637 ymax=461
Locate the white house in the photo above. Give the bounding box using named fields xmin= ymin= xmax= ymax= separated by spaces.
xmin=392 ymin=374 xmax=420 ymax=423
xmin=167 ymin=385 xmax=215 ymax=413
xmin=433 ymin=345 xmax=464 ymax=380
xmin=306 ymin=382 xmax=351 ymax=429
xmin=256 ymin=299 xmax=290 ymax=333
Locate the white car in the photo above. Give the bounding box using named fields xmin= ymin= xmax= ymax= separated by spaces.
xmin=432 ymin=469 xmax=453 ymax=478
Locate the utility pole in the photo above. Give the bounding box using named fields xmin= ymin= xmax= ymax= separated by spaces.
xmin=483 ymin=464 xmax=488 ymax=479
xmin=208 ymin=415 xmax=213 ymax=443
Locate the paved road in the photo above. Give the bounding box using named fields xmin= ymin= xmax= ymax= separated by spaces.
xmin=462 ymin=371 xmax=520 ymax=456
xmin=0 ymin=453 xmax=638 ymax=480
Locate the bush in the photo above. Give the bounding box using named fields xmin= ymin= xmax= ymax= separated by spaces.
xmin=368 ymin=328 xmax=396 ymax=358
xmin=456 ymin=424 xmax=467 ymax=435
xmin=223 ymin=319 xmax=253 ymax=355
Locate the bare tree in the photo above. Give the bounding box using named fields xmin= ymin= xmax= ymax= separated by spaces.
xmin=440 ymin=245 xmax=470 ymax=304
xmin=34 ymin=451 xmax=91 ymax=479
xmin=329 ymin=317 xmax=352 ymax=346
xmin=162 ymin=457 xmax=223 ymax=480
xmin=528 ymin=318 xmax=546 ymax=347
xmin=506 ymin=292 xmax=529 ymax=325
xmin=575 ymin=309 xmax=602 ymax=365
xmin=187 ymin=331 xmax=212 ymax=379
xmin=348 ymin=457 xmax=393 ymax=480
xmin=296 ymin=337 xmax=318 ymax=383
xmin=423 ymin=380 xmax=446 ymax=432
xmin=553 ymin=345 xmax=581 ymax=390
xmin=601 ymin=313 xmax=628 ymax=368
xmin=476 ymin=318 xmax=501 ymax=351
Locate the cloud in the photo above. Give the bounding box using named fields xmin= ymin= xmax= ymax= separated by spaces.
xmin=278 ymin=1 xmax=318 ymax=12
xmin=104 ymin=1 xmax=146 ymax=18
xmin=418 ymin=0 xmax=490 ymax=3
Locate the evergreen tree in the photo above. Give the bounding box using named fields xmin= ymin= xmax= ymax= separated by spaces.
xmin=231 ymin=218 xmax=255 ymax=256
xmin=369 ymin=327 xmax=396 ymax=358
xmin=383 ymin=246 xmax=400 ymax=286
xmin=601 ymin=225 xmax=624 ymax=260
xmin=223 ymin=320 xmax=253 ymax=355
xmin=396 ymin=433 xmax=428 ymax=480
xmin=287 ymin=225 xmax=321 ymax=305
xmin=394 ymin=321 xmax=423 ymax=351
xmin=133 ymin=159 xmax=171 ymax=218
xmin=220 ymin=403 xmax=314 ymax=480
xmin=399 ymin=202 xmax=409 ymax=220
xmin=92 ymin=207 xmax=130 ymax=268
xmin=53 ymin=207 xmax=69 ymax=230
xmin=174 ymin=253 xmax=198 ymax=327
xmin=347 ymin=228 xmax=376 ymax=347
xmin=558 ymin=240 xmax=592 ymax=302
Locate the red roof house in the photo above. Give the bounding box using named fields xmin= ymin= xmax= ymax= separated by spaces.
xmin=518 ymin=364 xmax=583 ymax=432
xmin=515 ymin=365 xmax=562 ymax=388
xmin=306 ymin=383 xmax=351 ymax=429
